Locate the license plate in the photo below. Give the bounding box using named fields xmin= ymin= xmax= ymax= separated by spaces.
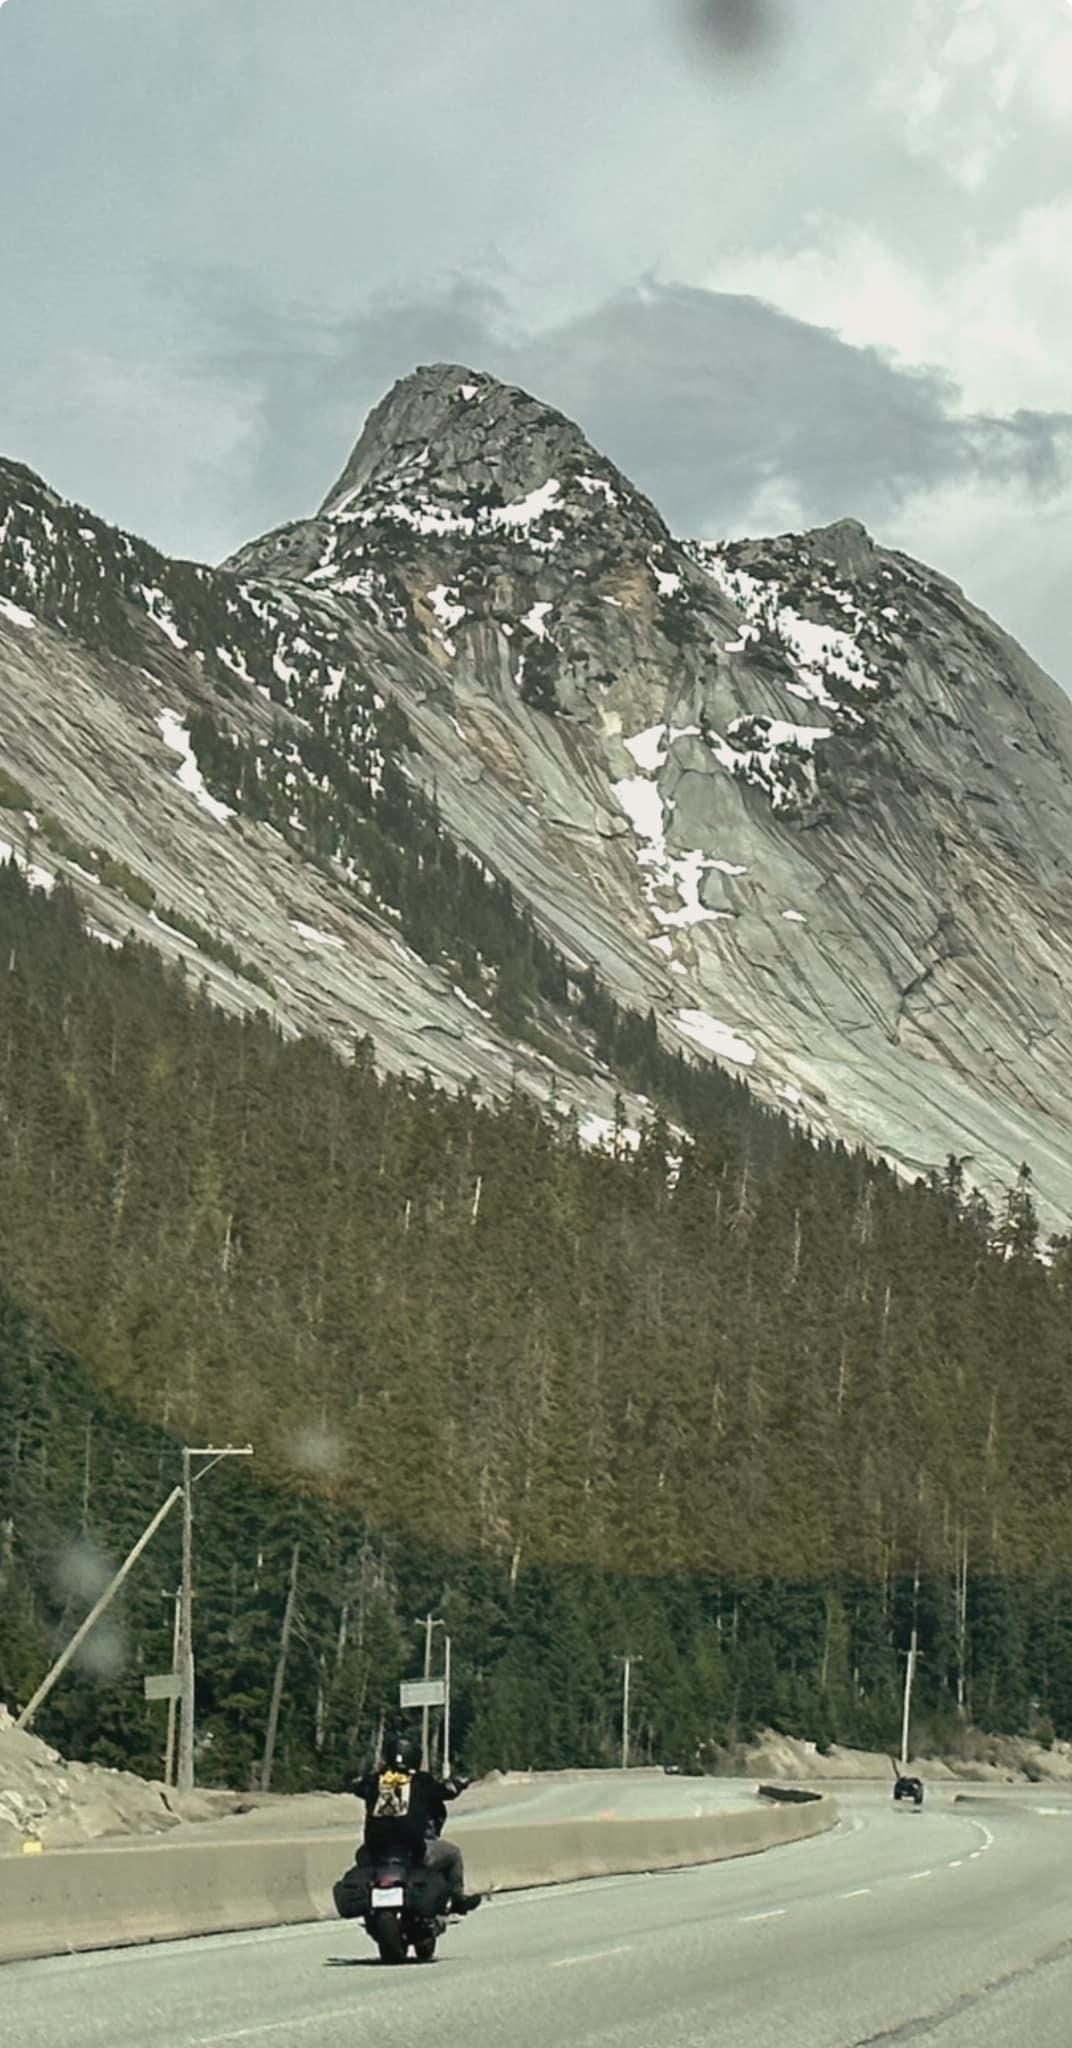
xmin=371 ymin=1886 xmax=404 ymax=1908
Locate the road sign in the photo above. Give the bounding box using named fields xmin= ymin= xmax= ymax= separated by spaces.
xmin=399 ymin=1679 xmax=445 ymax=1709
xmin=144 ymin=1673 xmax=181 ymax=1702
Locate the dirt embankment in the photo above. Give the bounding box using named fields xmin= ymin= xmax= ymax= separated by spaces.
xmin=0 ymin=1705 xmax=290 ymax=1851
xmin=737 ymin=1727 xmax=1072 ymax=1785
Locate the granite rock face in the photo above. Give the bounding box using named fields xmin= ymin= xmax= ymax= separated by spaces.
xmin=5 ymin=364 xmax=1072 ymax=1221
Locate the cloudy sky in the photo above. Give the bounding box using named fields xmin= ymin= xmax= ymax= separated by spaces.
xmin=1 ymin=0 xmax=1070 ymax=680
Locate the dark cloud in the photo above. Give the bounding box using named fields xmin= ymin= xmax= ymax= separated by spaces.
xmin=194 ymin=275 xmax=1071 ymax=554
xmin=517 ymin=286 xmax=1070 ymax=535
xmin=680 ymin=0 xmax=786 ymax=61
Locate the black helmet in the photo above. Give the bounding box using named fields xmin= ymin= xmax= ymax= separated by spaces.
xmin=383 ymin=1735 xmax=420 ymax=1771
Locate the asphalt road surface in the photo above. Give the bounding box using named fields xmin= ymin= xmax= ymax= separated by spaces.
xmin=6 ymin=1786 xmax=1072 ymax=2047
xmin=454 ymin=1767 xmax=761 ymax=1827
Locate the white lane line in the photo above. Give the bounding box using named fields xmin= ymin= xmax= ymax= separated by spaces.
xmin=552 ymin=1944 xmax=633 ymax=1969
xmin=194 ymin=2014 xmax=358 ymax=2045
xmin=949 ymin=1859 xmax=964 ymax=1868
xmin=907 ymin=1870 xmax=933 ymax=1880
xmin=841 ymin=1888 xmax=872 ymax=1898
xmin=738 ymin=1908 xmax=786 ymax=1923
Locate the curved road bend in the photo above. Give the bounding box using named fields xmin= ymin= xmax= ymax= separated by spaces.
xmin=5 ymin=1786 xmax=1072 ymax=2047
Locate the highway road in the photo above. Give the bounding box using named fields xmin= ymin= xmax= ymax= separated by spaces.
xmin=456 ymin=1767 xmax=761 ymax=1826
xmin=5 ymin=1785 xmax=1072 ymax=2046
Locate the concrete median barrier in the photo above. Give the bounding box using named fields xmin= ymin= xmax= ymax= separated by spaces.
xmin=756 ymin=1783 xmax=826 ymax=1804
xmin=0 ymin=1794 xmax=837 ymax=1965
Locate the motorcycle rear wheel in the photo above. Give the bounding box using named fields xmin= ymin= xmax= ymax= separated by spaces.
xmin=370 ymin=1910 xmax=407 ymax=1965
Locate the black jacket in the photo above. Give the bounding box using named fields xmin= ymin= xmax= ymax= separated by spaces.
xmin=351 ymin=1768 xmax=466 ymax=1859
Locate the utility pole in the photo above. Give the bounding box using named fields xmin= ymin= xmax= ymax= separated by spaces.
xmin=259 ymin=1541 xmax=301 ymax=1793
xmin=414 ymin=1614 xmax=444 ymax=1770
xmin=177 ymin=1444 xmax=254 ymax=1796
xmin=163 ymin=1588 xmax=181 ymax=1788
xmin=616 ymin=1653 xmax=642 ymax=1771
xmin=17 ymin=1487 xmax=182 ymax=1730
xmin=899 ymin=1627 xmax=918 ymax=1774
xmin=442 ymin=1633 xmax=452 ymax=1779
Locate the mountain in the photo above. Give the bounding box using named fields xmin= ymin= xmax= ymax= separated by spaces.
xmin=4 ymin=364 xmax=1072 ymax=1219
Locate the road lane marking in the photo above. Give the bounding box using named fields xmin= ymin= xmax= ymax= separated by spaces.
xmin=949 ymin=1859 xmax=963 ymax=1867
xmin=738 ymin=1909 xmax=786 ymax=1923
xmin=841 ymin=1888 xmax=872 ymax=1898
xmin=194 ymin=2013 xmax=364 ymax=2045
xmin=552 ymin=1944 xmax=633 ymax=1969
xmin=907 ymin=1869 xmax=933 ymax=1880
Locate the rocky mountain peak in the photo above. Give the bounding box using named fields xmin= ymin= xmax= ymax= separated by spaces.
xmin=315 ymin=361 xmax=668 ymax=546
xmin=799 ymin=517 xmax=876 ymax=581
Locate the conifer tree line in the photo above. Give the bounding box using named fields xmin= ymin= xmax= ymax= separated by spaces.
xmin=2 ymin=860 xmax=1072 ymax=1784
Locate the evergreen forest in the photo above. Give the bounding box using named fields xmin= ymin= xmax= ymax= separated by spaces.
xmin=2 ymin=861 xmax=1072 ymax=1787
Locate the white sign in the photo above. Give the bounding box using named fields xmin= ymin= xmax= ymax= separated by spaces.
xmin=144 ymin=1673 xmax=181 ymax=1701
xmin=399 ymin=1679 xmax=445 ymax=1709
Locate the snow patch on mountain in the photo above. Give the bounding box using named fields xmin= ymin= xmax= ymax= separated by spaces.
xmin=650 ymin=559 xmax=682 ymax=598
xmin=140 ymin=586 xmax=188 ymax=651
xmin=157 ymin=712 xmax=234 ymax=824
xmin=577 ymin=1110 xmax=642 ymax=1155
xmin=615 ymin=728 xmax=741 ymax=931
xmin=427 ymin=582 xmax=467 ymax=655
xmin=0 ymin=840 xmax=55 ymax=893
xmin=578 ymin=473 xmax=618 ymax=505
xmin=290 ymin=920 xmax=345 ymax=949
xmin=675 ymin=1010 xmax=757 ymax=1068
xmin=522 ymin=601 xmax=554 ymax=641
xmin=675 ymin=535 xmax=908 ymax=809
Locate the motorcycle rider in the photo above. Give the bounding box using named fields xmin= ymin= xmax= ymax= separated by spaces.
xmin=349 ymin=1735 xmax=481 ymax=1914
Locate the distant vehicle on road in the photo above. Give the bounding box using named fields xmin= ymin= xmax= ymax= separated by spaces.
xmin=893 ymin=1774 xmax=924 ymax=1807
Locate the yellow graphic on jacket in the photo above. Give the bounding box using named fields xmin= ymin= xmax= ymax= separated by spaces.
xmin=373 ymin=1769 xmax=413 ymax=1819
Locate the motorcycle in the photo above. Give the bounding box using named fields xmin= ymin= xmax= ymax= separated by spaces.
xmin=334 ymin=1850 xmax=455 ymax=1964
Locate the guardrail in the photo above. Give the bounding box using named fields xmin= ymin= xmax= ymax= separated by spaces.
xmin=0 ymin=1795 xmax=838 ymax=1965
